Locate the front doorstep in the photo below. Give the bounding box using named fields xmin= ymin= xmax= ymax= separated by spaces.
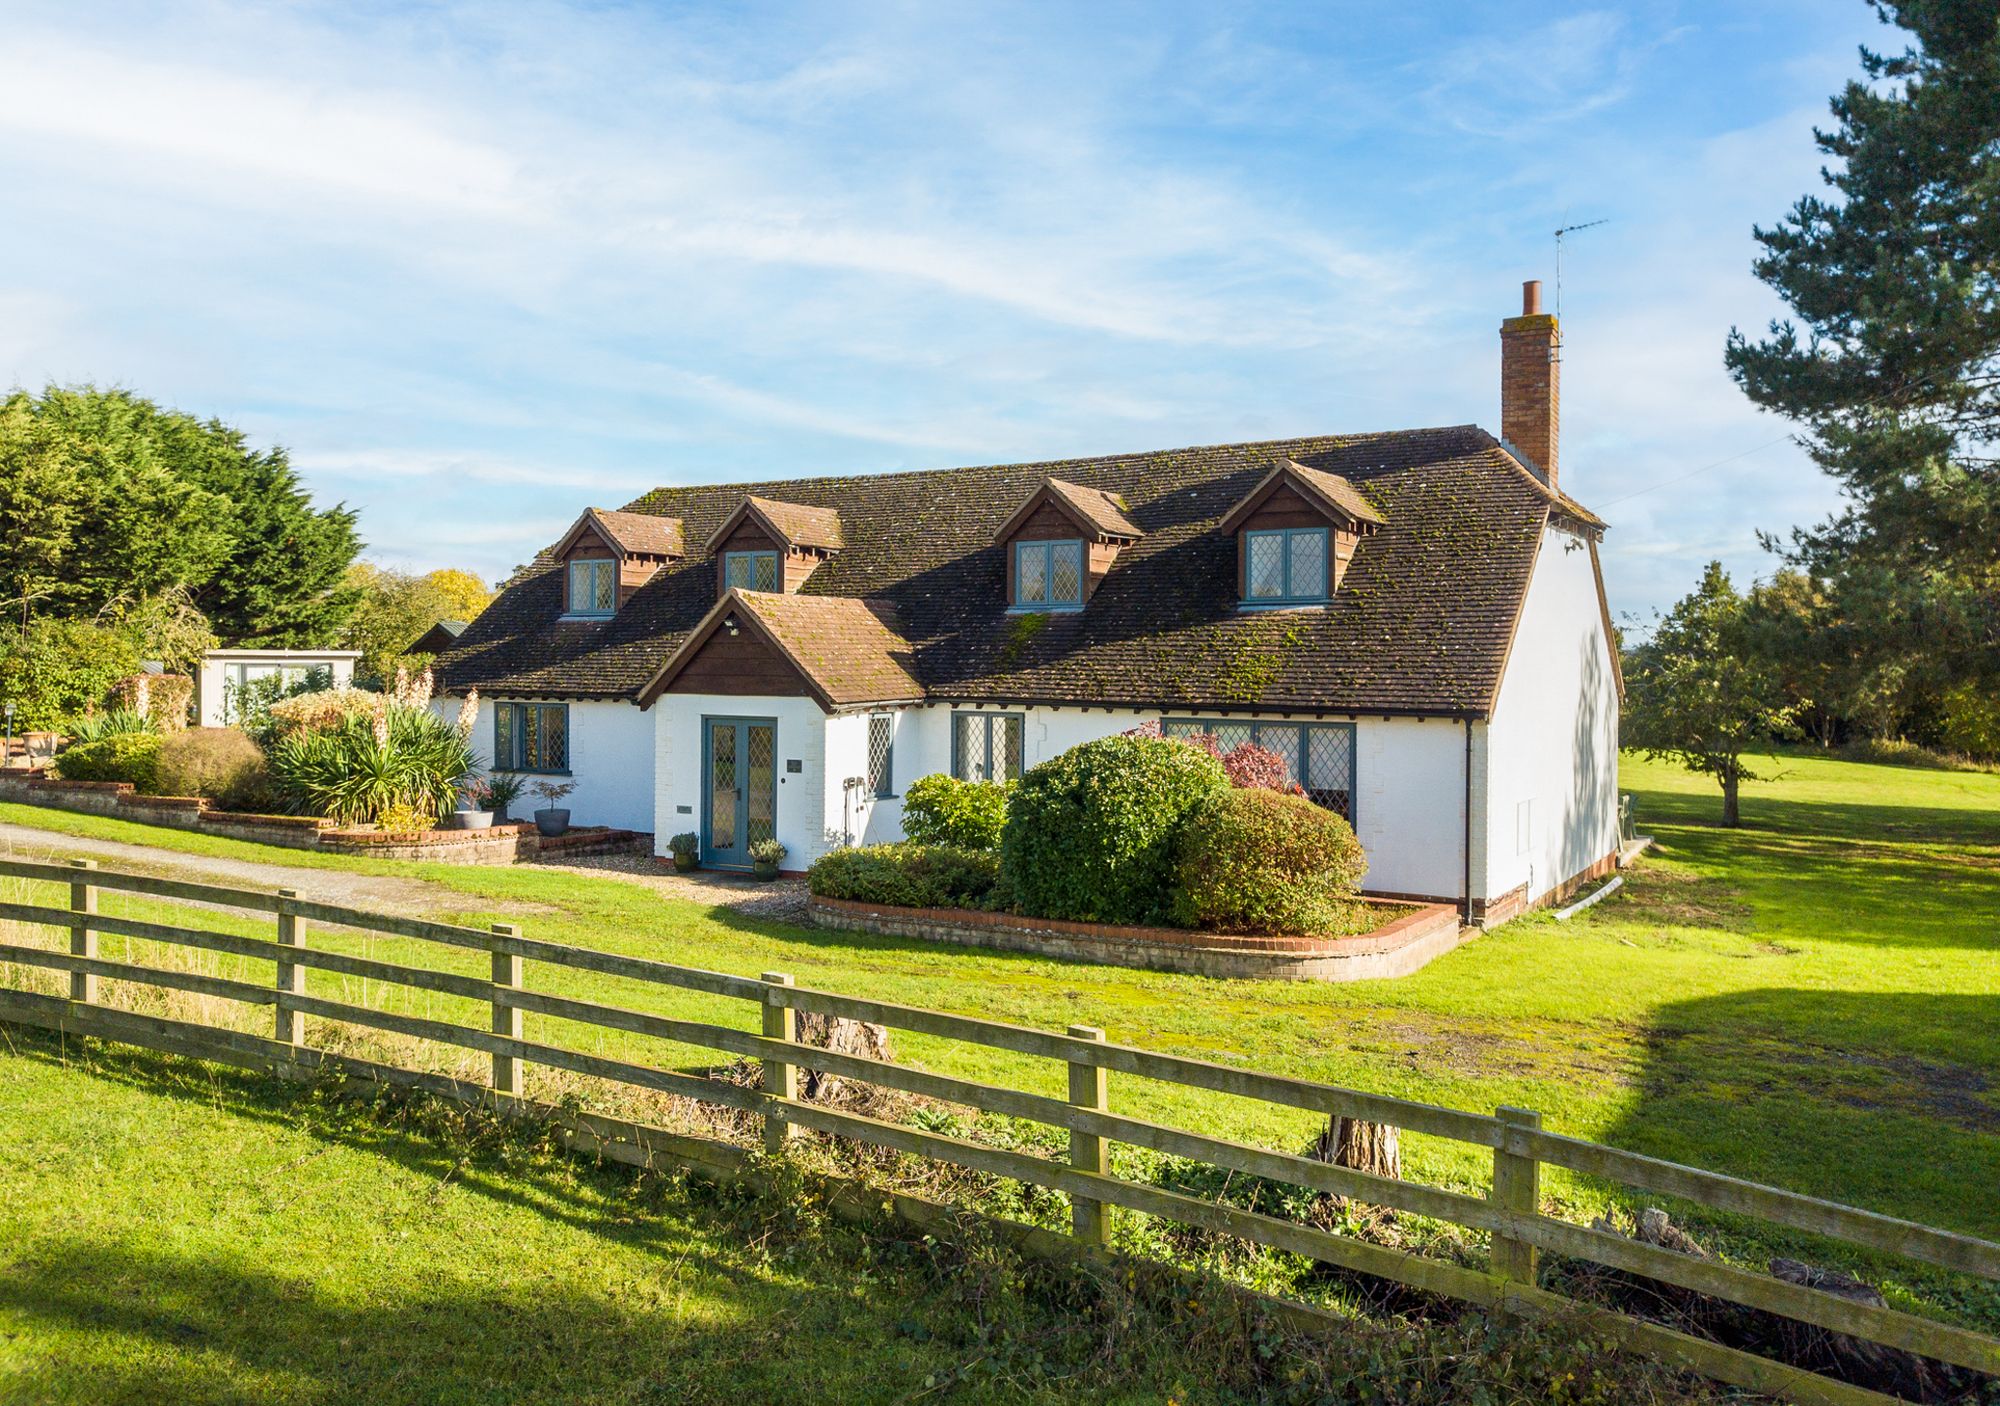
xmin=808 ymin=895 xmax=1469 ymax=982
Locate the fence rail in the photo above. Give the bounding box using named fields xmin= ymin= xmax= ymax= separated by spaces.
xmin=0 ymin=855 xmax=1994 ymax=1406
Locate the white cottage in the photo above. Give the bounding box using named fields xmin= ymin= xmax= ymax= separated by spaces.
xmin=436 ymin=283 xmax=1621 ymax=924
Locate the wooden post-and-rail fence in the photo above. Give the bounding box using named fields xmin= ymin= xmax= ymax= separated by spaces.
xmin=0 ymin=856 xmax=1994 ymax=1406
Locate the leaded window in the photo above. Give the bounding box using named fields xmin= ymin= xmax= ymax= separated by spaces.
xmin=1242 ymin=527 xmax=1330 ymax=604
xmin=1013 ymin=540 xmax=1084 ymax=609
xmin=867 ymin=713 xmax=895 ymax=798
xmin=952 ymin=712 xmax=1024 ymax=783
xmin=567 ymin=558 xmax=617 ymax=616
xmin=1162 ymin=717 xmax=1355 ymax=822
xmin=724 ymin=550 xmax=780 ymax=592
xmin=494 ymin=702 xmax=570 ymax=773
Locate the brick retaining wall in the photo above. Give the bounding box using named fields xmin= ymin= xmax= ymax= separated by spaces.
xmin=809 ymin=894 xmax=1469 ymax=982
xmin=0 ymin=772 xmax=646 ymax=865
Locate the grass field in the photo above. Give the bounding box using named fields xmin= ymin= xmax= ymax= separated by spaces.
xmin=1 ymin=746 xmax=1996 ymax=1385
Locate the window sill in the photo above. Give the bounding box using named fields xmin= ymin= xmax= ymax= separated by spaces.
xmin=1006 ymin=604 xmax=1083 ymax=615
xmin=1237 ymin=601 xmax=1329 ymax=613
xmin=502 ymin=769 xmax=573 ymax=777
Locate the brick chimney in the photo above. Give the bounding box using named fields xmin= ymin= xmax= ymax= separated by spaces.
xmin=1500 ymin=279 xmax=1559 ymax=487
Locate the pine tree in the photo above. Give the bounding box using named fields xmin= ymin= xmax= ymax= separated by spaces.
xmin=1725 ymin=1 xmax=2000 ymax=691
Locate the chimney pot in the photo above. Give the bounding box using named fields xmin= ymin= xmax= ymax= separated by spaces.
xmin=1522 ymin=279 xmax=1542 ymax=316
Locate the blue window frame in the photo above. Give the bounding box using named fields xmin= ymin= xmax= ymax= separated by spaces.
xmin=724 ymin=550 xmax=780 ymax=592
xmin=1013 ymin=539 xmax=1084 ymax=609
xmin=1161 ymin=717 xmax=1356 ymax=824
xmin=494 ymin=702 xmax=570 ymax=774
xmin=1243 ymin=527 xmax=1329 ymax=604
xmin=951 ymin=712 xmax=1024 ymax=782
xmin=566 ymin=558 xmax=617 ymax=617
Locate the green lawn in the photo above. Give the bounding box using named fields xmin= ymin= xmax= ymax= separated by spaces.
xmin=1 ymin=748 xmax=1995 ymax=1281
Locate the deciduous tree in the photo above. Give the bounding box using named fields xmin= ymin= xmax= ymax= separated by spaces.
xmin=1624 ymin=563 xmax=1800 ymax=827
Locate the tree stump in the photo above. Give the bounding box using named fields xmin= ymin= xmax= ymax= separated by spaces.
xmin=1311 ymin=1116 xmax=1401 ymax=1180
xmin=792 ymin=1010 xmax=892 ymax=1102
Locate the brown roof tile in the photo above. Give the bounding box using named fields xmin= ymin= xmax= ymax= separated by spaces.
xmin=437 ymin=424 xmax=1600 ymax=717
xmin=590 ymin=508 xmax=686 ymax=558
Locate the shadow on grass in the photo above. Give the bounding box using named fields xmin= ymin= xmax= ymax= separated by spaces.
xmin=1604 ymin=989 xmax=2000 ymax=1242
xmin=0 ymin=1030 xmax=970 ymax=1406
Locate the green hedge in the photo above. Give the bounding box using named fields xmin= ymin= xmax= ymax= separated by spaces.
xmin=1000 ymin=734 xmax=1227 ymax=925
xmin=51 ymin=732 xmax=163 ymax=790
xmin=1171 ymin=787 xmax=1367 ymax=936
xmin=808 ymin=843 xmax=1002 ymax=910
xmin=900 ymin=773 xmax=1010 ymax=851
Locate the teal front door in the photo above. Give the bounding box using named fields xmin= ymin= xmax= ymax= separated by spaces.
xmin=702 ymin=717 xmax=776 ymax=869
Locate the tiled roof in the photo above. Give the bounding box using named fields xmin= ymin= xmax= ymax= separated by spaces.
xmin=641 ymin=591 xmax=922 ymax=710
xmin=590 ymin=508 xmax=686 ymax=558
xmin=706 ymin=495 xmax=845 ymax=552
xmin=435 ymin=424 xmax=1600 ymax=716
xmin=1286 ymin=461 xmax=1388 ymax=527
xmin=1046 ymin=478 xmax=1143 ymax=539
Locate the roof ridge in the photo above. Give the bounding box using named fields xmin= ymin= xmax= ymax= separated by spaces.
xmin=617 ymin=423 xmax=1492 ymax=513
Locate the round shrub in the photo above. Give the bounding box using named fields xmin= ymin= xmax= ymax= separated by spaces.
xmin=149 ymin=727 xmax=267 ymax=802
xmin=1000 ymin=734 xmax=1228 ymax=925
xmin=51 ymin=732 xmax=163 ymax=789
xmin=900 ymin=773 xmax=1010 ymax=851
xmin=808 ymin=843 xmax=1000 ymax=910
xmin=1170 ymin=788 xmax=1368 ymax=936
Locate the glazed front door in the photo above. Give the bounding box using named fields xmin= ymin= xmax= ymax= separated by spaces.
xmin=702 ymin=717 xmax=776 ymax=869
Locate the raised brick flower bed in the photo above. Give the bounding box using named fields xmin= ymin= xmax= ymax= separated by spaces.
xmin=808 ymin=894 xmax=1469 ymax=982
xmin=0 ymin=772 xmax=645 ymax=865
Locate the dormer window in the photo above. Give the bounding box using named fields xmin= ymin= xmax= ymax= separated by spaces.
xmin=994 ymin=477 xmax=1142 ymax=611
xmin=550 ymin=507 xmax=684 ymax=622
xmin=1219 ymin=459 xmax=1384 ymax=611
xmin=724 ymin=550 xmax=781 ymax=593
xmin=1245 ymin=527 xmax=1328 ymax=605
xmin=705 ymin=497 xmax=844 ymax=599
xmin=1013 ymin=539 xmax=1084 ymax=611
xmin=567 ymin=558 xmax=618 ymax=617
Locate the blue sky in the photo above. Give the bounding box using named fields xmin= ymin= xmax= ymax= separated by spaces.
xmin=0 ymin=1 xmax=1884 ymax=626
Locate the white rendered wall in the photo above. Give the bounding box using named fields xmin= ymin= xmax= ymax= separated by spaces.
xmin=447 ymin=697 xmax=656 ymax=834
xmin=1482 ymin=525 xmax=1622 ymax=905
xmin=872 ymin=703 xmax=1467 ymax=901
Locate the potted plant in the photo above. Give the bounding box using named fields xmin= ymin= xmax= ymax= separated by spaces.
xmin=531 ymin=779 xmax=576 ymax=837
xmin=668 ymin=831 xmax=699 ymax=872
xmin=485 ymin=771 xmax=526 ymax=823
xmin=748 ymin=837 xmax=787 ymax=881
xmin=450 ymin=779 xmax=496 ymax=830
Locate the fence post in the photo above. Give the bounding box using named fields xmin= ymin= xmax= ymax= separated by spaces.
xmin=1067 ymin=1024 xmax=1110 ymax=1247
xmin=66 ymin=859 xmax=97 ymax=1004
xmin=490 ymin=923 xmax=523 ymax=1099
xmin=760 ymin=972 xmax=797 ymax=1155
xmin=1491 ymin=1105 xmax=1542 ymax=1287
xmin=274 ymin=888 xmax=305 ymax=1049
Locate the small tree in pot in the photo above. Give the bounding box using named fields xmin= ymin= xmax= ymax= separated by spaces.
xmin=530 ymin=778 xmax=575 ymax=837
xmin=748 ymin=837 xmax=786 ymax=881
xmin=668 ymin=831 xmax=699 ymax=872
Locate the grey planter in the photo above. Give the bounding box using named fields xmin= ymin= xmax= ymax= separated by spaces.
xmin=534 ymin=808 xmax=570 ymax=838
xmin=448 ymin=807 xmax=494 ymax=831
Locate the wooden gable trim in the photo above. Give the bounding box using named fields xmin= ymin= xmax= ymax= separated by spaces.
xmin=637 ymin=590 xmax=836 ymax=713
xmin=1217 ymin=462 xmax=1382 ymax=538
xmin=701 ymin=497 xmax=843 ymax=556
xmin=991 ymin=478 xmax=1141 ymax=546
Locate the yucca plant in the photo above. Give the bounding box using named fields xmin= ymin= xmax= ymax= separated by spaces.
xmin=267 ymin=703 xmax=475 ymax=826
xmin=61 ymin=709 xmax=157 ymax=748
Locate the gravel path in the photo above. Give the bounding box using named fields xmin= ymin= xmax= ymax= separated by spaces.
xmin=0 ymin=819 xmax=810 ymax=924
